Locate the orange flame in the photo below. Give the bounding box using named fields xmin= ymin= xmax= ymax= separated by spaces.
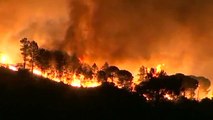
xmin=1 ymin=53 xmax=212 ymax=101
xmin=8 ymin=65 xmax=18 ymax=71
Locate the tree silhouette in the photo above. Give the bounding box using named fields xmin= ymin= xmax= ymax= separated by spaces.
xmin=52 ymin=50 xmax=69 ymax=79
xmin=190 ymin=75 xmax=211 ymax=99
xmin=76 ymin=63 xmax=93 ymax=79
xmin=136 ymin=73 xmax=199 ymax=101
xmin=29 ymin=40 xmax=38 ymax=72
xmin=97 ymin=70 xmax=107 ymax=82
xmin=101 ymin=62 xmax=109 ymax=70
xmin=146 ymin=68 xmax=156 ymax=79
xmin=92 ymin=63 xmax=99 ymax=73
xmin=69 ymin=54 xmax=81 ymax=73
xmin=105 ymin=66 xmax=119 ymax=82
xmin=35 ymin=48 xmax=51 ymax=74
xmin=117 ymin=70 xmax=133 ymax=89
xmin=20 ymin=38 xmax=30 ymax=69
xmin=138 ymin=66 xmax=148 ymax=81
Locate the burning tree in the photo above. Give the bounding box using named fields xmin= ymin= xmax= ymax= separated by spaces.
xmin=35 ymin=48 xmax=51 ymax=74
xmin=97 ymin=70 xmax=107 ymax=82
xmin=20 ymin=38 xmax=39 ymax=72
xmin=104 ymin=66 xmax=119 ymax=83
xmin=116 ymin=70 xmax=133 ymax=89
xmin=18 ymin=39 xmax=211 ymax=101
xmin=135 ymin=73 xmax=199 ymax=101
xmin=20 ymin=38 xmax=30 ymax=69
xmin=190 ymin=76 xmax=211 ymax=100
xmin=29 ymin=40 xmax=39 ymax=72
xmin=76 ymin=63 xmax=94 ymax=80
xmin=51 ymin=50 xmax=69 ymax=79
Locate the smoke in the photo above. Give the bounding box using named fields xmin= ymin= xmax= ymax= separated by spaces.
xmin=0 ymin=0 xmax=69 ymax=62
xmin=62 ymin=0 xmax=213 ymax=79
xmin=0 ymin=0 xmax=213 ymax=80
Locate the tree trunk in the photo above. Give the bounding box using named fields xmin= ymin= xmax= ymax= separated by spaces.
xmin=31 ymin=60 xmax=34 ymax=72
xmin=23 ymin=61 xmax=26 ymax=69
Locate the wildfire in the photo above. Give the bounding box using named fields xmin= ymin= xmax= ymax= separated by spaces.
xmin=38 ymin=70 xmax=101 ymax=88
xmin=0 ymin=53 xmax=101 ymax=88
xmin=0 ymin=51 xmax=212 ymax=101
xmin=70 ymin=74 xmax=101 ymax=88
xmin=31 ymin=68 xmax=101 ymax=88
xmin=132 ymin=64 xmax=166 ymax=86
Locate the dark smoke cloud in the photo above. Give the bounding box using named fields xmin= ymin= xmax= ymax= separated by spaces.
xmin=62 ymin=0 xmax=213 ymax=79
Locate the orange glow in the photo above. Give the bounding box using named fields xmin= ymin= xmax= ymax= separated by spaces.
xmin=31 ymin=69 xmax=102 ymax=88
xmin=156 ymin=64 xmax=164 ymax=73
xmin=33 ymin=69 xmax=42 ymax=76
xmin=0 ymin=52 xmax=212 ymax=101
xmin=70 ymin=74 xmax=102 ymax=88
xmin=0 ymin=54 xmax=10 ymax=64
xmin=8 ymin=65 xmax=18 ymax=71
xmin=207 ymin=90 xmax=213 ymax=99
xmin=132 ymin=64 xmax=166 ymax=87
xmin=71 ymin=79 xmax=81 ymax=87
xmin=132 ymin=73 xmax=141 ymax=86
xmin=195 ymin=85 xmax=213 ymax=101
xmin=164 ymin=93 xmax=174 ymax=101
xmin=38 ymin=69 xmax=101 ymax=87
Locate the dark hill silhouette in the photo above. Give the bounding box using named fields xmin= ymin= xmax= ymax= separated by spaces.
xmin=0 ymin=67 xmax=213 ymax=119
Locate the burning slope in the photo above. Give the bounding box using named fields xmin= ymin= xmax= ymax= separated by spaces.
xmin=1 ymin=47 xmax=163 ymax=89
xmin=1 ymin=64 xmax=213 ymax=120
xmin=0 ymin=38 xmax=212 ymax=101
xmin=1 ymin=51 xmax=101 ymax=88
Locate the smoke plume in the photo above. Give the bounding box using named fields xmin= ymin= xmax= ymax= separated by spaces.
xmin=0 ymin=0 xmax=69 ymax=62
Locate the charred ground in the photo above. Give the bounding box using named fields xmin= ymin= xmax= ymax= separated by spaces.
xmin=0 ymin=67 xmax=213 ymax=119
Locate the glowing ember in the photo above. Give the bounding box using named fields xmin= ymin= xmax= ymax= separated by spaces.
xmin=143 ymin=94 xmax=152 ymax=101
xmin=164 ymin=93 xmax=174 ymax=100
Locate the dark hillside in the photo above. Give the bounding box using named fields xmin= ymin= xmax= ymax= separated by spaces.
xmin=0 ymin=67 xmax=213 ymax=119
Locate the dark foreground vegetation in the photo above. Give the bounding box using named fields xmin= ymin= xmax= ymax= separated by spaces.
xmin=0 ymin=67 xmax=213 ymax=119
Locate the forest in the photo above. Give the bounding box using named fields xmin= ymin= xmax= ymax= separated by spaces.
xmin=0 ymin=38 xmax=212 ymax=119
xmin=17 ymin=38 xmax=212 ymax=101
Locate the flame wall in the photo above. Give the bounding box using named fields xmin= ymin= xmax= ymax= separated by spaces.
xmin=0 ymin=0 xmax=213 ymax=80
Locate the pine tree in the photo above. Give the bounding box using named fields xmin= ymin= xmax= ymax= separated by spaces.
xmin=29 ymin=41 xmax=38 ymax=72
xmin=20 ymin=38 xmax=30 ymax=69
